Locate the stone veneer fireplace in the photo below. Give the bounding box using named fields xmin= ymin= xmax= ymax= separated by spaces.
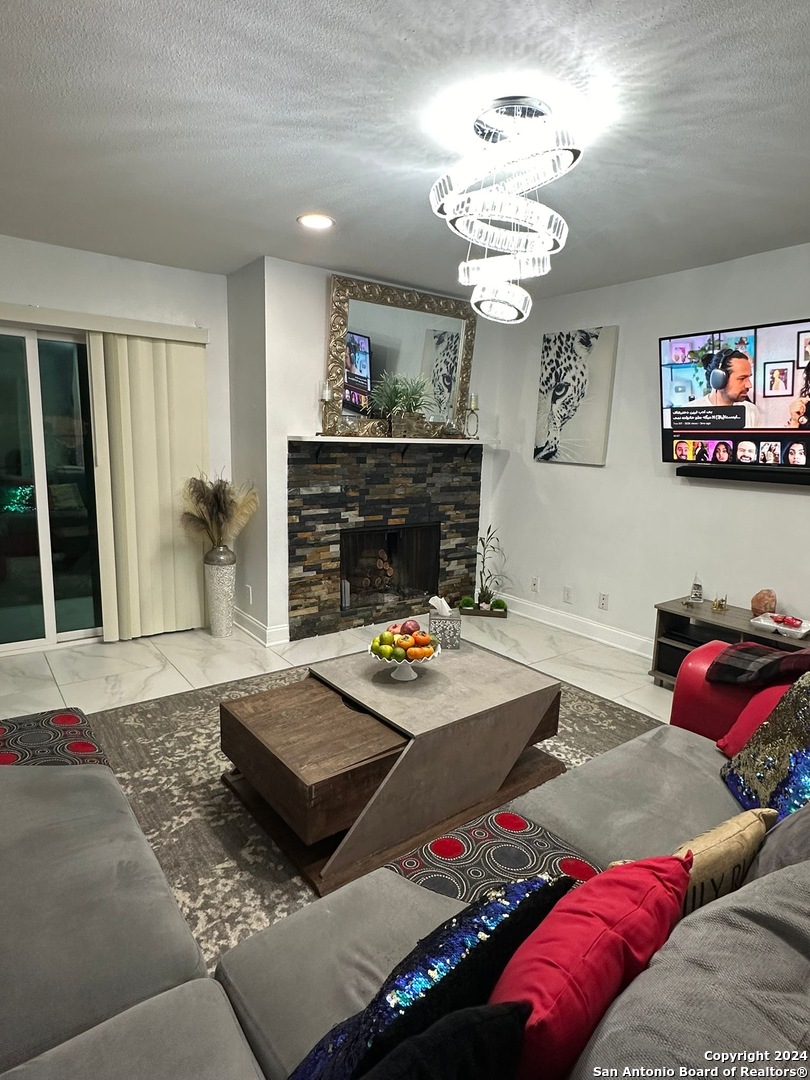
xmin=287 ymin=439 xmax=483 ymax=639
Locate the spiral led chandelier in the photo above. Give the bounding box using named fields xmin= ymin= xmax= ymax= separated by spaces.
xmin=430 ymin=96 xmax=583 ymax=324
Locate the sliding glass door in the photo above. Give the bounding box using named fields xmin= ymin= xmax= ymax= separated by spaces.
xmin=0 ymin=329 xmax=101 ymax=647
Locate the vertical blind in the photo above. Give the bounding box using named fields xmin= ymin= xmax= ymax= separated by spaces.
xmin=88 ymin=333 xmax=208 ymax=641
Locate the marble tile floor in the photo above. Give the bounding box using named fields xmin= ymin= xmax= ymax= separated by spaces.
xmin=0 ymin=613 xmax=673 ymax=723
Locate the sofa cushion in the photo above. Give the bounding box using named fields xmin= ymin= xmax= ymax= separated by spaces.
xmin=0 ymin=980 xmax=264 ymax=1080
xmin=0 ymin=765 xmax=207 ymax=1073
xmin=673 ymin=808 xmax=778 ymax=914
xmin=715 ymin=683 xmax=791 ymax=757
xmin=361 ymin=1002 xmax=530 ymax=1080
xmin=286 ymin=875 xmax=573 ymax=1080
xmin=744 ymin=801 xmax=810 ymax=884
xmin=511 ymin=725 xmax=741 ymax=867
xmin=216 ymin=868 xmax=466 ymax=1080
xmin=489 ymin=856 xmax=691 ymax=1080
xmin=569 ymin=861 xmax=810 ymax=1074
xmin=721 ymin=671 xmax=810 ymax=819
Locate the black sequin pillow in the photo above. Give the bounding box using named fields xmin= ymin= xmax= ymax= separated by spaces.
xmin=288 ymin=875 xmax=574 ymax=1080
xmin=721 ymin=671 xmax=810 ymax=821
xmin=361 ymin=1001 xmax=530 ymax=1080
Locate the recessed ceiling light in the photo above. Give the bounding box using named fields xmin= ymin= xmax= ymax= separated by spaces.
xmin=297 ymin=213 xmax=335 ymax=231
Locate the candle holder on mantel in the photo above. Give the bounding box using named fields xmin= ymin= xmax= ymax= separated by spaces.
xmin=465 ymin=393 xmax=480 ymax=439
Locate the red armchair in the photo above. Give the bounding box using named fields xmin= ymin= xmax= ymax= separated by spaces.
xmin=669 ymin=640 xmax=792 ymax=744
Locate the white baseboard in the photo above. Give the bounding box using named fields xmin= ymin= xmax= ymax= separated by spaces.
xmin=233 ymin=608 xmax=289 ymax=647
xmin=499 ymin=593 xmax=653 ymax=658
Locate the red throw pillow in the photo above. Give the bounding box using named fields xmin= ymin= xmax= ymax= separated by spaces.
xmin=488 ymin=855 xmax=692 ymax=1080
xmin=716 ymin=684 xmax=791 ymax=758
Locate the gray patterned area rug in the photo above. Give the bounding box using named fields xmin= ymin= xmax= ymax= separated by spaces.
xmin=87 ymin=667 xmax=659 ymax=969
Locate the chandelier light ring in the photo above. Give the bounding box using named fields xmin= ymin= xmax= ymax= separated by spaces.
xmin=458 ymin=252 xmax=551 ymax=286
xmin=495 ymin=150 xmax=579 ymax=197
xmin=429 ymin=127 xmax=581 ymax=217
xmin=445 ymin=192 xmax=569 ymax=255
xmin=470 ymin=282 xmax=533 ymax=324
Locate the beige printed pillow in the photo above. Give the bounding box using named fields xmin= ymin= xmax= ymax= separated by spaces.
xmin=673 ymin=808 xmax=778 ymax=916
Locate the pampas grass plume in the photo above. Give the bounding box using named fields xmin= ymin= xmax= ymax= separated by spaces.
xmin=181 ymin=473 xmax=259 ymax=547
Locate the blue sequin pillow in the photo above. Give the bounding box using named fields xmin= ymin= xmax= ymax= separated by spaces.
xmin=288 ymin=875 xmax=574 ymax=1080
xmin=721 ymin=671 xmax=810 ymax=821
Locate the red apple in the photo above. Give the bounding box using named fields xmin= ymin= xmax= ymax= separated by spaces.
xmin=400 ymin=619 xmax=421 ymax=635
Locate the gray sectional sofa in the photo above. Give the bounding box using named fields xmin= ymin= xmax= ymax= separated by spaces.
xmin=2 ymin=645 xmax=808 ymax=1076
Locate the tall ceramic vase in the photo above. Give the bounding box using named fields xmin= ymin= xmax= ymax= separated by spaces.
xmin=204 ymin=544 xmax=236 ymax=637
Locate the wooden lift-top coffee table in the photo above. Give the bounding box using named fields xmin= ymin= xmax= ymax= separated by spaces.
xmin=221 ymin=642 xmax=564 ymax=895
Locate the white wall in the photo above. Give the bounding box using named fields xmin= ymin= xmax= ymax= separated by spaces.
xmin=485 ymin=243 xmax=810 ymax=652
xmin=263 ymin=256 xmax=332 ymax=637
xmin=228 ymin=259 xmax=270 ymax=631
xmin=0 ymin=233 xmax=230 ymax=470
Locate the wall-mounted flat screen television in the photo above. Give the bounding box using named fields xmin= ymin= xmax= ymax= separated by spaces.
xmin=660 ymin=317 xmax=810 ymax=471
xmin=343 ymin=331 xmax=372 ymax=414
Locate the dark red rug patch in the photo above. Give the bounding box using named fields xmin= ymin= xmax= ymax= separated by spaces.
xmin=387 ymin=810 xmax=601 ymax=903
xmin=0 ymin=708 xmax=109 ymax=767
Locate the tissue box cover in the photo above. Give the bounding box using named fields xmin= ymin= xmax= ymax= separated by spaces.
xmin=429 ymin=612 xmax=461 ymax=649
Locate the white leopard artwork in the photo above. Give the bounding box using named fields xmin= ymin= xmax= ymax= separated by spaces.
xmin=533 ymin=325 xmax=619 ymax=466
xmin=423 ymin=330 xmax=460 ymax=418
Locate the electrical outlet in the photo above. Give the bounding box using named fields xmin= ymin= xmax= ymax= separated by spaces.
xmin=563 ymin=585 xmax=574 ymax=605
xmin=245 ymin=584 xmax=253 ymax=606
xmin=598 ymin=592 xmax=609 ymax=611
xmin=531 ymin=576 xmax=539 ymax=593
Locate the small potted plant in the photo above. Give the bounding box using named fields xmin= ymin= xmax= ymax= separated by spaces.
xmin=367 ymin=373 xmax=436 ymax=437
xmin=459 ymin=526 xmax=508 ymax=618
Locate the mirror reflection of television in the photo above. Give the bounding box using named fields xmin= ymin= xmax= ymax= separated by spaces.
xmin=659 ymin=318 xmax=810 ymax=472
xmin=343 ymin=332 xmax=372 ymax=414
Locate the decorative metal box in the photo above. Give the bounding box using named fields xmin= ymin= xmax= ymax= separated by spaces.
xmin=429 ymin=611 xmax=461 ymax=650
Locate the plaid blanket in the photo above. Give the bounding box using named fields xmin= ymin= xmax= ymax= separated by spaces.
xmin=706 ymin=642 xmax=810 ymax=685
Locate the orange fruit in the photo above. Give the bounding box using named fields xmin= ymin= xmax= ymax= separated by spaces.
xmin=413 ymin=631 xmax=431 ymax=647
xmin=422 ymin=645 xmax=434 ymax=658
xmin=406 ymin=646 xmax=424 ymax=661
xmin=397 ymin=634 xmax=415 ymax=650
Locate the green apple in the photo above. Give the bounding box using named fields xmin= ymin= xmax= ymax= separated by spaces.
xmin=370 ymin=641 xmax=381 ymax=656
xmin=378 ymin=644 xmax=393 ymax=660
xmin=391 ymin=646 xmax=407 ymax=662
xmin=379 ymin=630 xmax=395 ymax=647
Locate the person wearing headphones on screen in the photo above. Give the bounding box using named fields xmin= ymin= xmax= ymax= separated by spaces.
xmin=685 ymin=348 xmax=759 ymax=426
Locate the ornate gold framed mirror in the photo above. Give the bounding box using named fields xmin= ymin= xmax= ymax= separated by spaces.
xmin=321 ymin=275 xmax=477 ymax=437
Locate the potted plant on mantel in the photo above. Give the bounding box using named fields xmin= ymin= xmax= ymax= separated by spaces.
xmin=181 ymin=473 xmax=259 ymax=637
xmin=459 ymin=525 xmax=508 ymax=618
xmin=367 ymin=371 xmax=438 ymax=438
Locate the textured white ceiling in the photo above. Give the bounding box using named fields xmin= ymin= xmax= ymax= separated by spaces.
xmin=1 ymin=0 xmax=809 ymax=300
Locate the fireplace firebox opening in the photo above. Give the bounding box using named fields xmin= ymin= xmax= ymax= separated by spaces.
xmin=340 ymin=523 xmax=440 ymax=611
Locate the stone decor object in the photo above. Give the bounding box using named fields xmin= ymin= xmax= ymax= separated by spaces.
xmin=751 ymin=588 xmax=777 ymax=617
xmin=204 ymin=544 xmax=237 ymax=637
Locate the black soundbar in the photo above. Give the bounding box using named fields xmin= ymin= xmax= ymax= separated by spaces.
xmin=676 ymin=465 xmax=810 ymax=486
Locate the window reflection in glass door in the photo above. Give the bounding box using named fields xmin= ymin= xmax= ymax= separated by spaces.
xmin=0 ymin=330 xmax=102 ymax=647
xmin=39 ymin=338 xmax=102 ymax=634
xmin=0 ymin=333 xmax=46 ymax=644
